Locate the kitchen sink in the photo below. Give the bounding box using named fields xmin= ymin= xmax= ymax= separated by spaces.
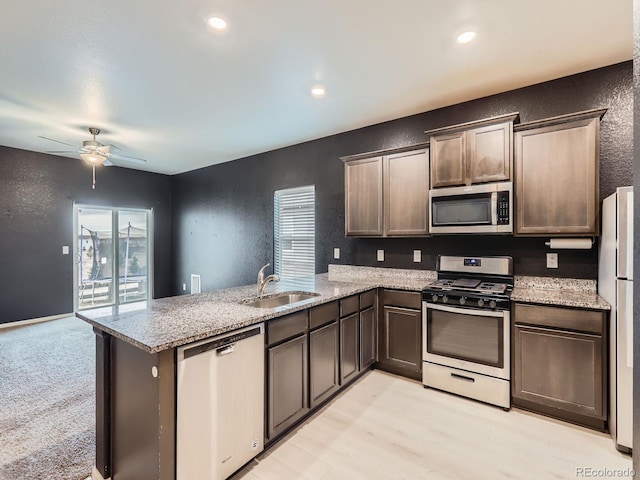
xmin=241 ymin=291 xmax=320 ymax=309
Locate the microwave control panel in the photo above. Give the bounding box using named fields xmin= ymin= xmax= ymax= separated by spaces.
xmin=497 ymin=192 xmax=510 ymax=225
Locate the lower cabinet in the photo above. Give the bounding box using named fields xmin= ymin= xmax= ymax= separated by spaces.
xmin=340 ymin=313 xmax=359 ymax=384
xmin=266 ymin=311 xmax=310 ymax=441
xmin=310 ymin=321 xmax=340 ymax=408
xmin=378 ymin=289 xmax=422 ymax=381
xmin=512 ymin=303 xmax=607 ymax=430
xmin=359 ymin=305 xmax=376 ymax=370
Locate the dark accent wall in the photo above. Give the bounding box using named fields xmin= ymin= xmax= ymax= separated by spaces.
xmin=0 ymin=146 xmax=172 ymax=324
xmin=172 ymin=61 xmax=633 ymax=295
xmin=632 ymin=0 xmax=639 ymax=470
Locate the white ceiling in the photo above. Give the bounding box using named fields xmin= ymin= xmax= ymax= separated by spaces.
xmin=0 ymin=1 xmax=632 ymax=175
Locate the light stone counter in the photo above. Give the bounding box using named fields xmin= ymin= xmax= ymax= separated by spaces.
xmin=78 ymin=268 xmax=435 ymax=353
xmin=512 ymin=276 xmax=610 ymax=310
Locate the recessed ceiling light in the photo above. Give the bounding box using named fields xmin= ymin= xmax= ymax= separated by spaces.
xmin=207 ymin=16 xmax=228 ymax=31
xmin=311 ymin=85 xmax=326 ymax=98
xmin=457 ymin=31 xmax=476 ymax=44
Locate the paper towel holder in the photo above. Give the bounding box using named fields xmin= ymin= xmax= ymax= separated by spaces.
xmin=544 ymin=238 xmax=594 ymax=249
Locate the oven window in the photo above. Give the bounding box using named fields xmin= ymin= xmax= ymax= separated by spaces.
xmin=432 ymin=194 xmax=491 ymax=226
xmin=427 ymin=309 xmax=503 ymax=368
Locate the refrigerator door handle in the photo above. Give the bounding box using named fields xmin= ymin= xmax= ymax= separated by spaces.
xmin=626 ymin=283 xmax=633 ymax=368
xmin=626 ymin=191 xmax=634 ymax=281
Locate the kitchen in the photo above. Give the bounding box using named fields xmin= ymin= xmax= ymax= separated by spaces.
xmin=0 ymin=1 xmax=638 ymax=480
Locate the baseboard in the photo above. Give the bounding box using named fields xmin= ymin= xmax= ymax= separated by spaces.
xmin=0 ymin=312 xmax=74 ymax=330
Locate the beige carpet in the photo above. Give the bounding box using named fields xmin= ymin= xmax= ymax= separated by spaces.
xmin=0 ymin=317 xmax=95 ymax=480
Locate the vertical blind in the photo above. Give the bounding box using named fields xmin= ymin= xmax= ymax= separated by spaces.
xmin=274 ymin=185 xmax=315 ymax=279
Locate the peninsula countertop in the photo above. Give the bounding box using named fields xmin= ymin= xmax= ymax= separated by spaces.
xmin=77 ymin=269 xmax=435 ymax=354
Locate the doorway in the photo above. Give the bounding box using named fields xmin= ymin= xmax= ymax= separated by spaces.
xmin=74 ymin=205 xmax=153 ymax=311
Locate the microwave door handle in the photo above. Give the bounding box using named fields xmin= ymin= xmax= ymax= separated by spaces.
xmin=491 ymin=192 xmax=498 ymax=225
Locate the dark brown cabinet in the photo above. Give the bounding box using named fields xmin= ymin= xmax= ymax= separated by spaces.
xmin=512 ymin=303 xmax=607 ymax=430
xmin=359 ymin=306 xmax=376 ymax=370
xmin=378 ymin=289 xmax=422 ymax=381
xmin=343 ymin=147 xmax=429 ymax=237
xmin=344 ymin=156 xmax=383 ymax=236
xmin=340 ymin=313 xmax=359 ymax=384
xmin=426 ymin=114 xmax=517 ymax=188
xmin=266 ymin=312 xmax=309 ymax=441
xmin=514 ymin=109 xmax=605 ymax=236
xmin=309 ymin=302 xmax=340 ymax=408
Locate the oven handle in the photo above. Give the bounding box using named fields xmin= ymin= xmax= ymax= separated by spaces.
xmin=424 ymin=302 xmax=506 ymax=318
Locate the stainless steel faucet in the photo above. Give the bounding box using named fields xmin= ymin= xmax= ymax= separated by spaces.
xmin=257 ymin=263 xmax=280 ymax=297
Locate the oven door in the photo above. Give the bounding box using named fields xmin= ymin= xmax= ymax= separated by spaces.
xmin=423 ymin=302 xmax=510 ymax=380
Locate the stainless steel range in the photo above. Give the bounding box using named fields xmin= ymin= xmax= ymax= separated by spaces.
xmin=422 ymin=255 xmax=513 ymax=409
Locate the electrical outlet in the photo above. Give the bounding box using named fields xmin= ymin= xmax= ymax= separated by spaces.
xmin=546 ymin=253 xmax=558 ymax=269
xmin=183 ymin=283 xmax=187 ymax=291
xmin=377 ymin=250 xmax=384 ymax=262
xmin=413 ymin=250 xmax=421 ymax=263
xmin=62 ymin=245 xmax=69 ymax=255
xmin=333 ymin=247 xmax=340 ymax=259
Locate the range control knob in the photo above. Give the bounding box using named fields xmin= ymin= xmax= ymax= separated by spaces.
xmin=442 ymin=295 xmax=448 ymax=304
xmin=459 ymin=296 xmax=466 ymax=306
xmin=489 ymin=300 xmax=497 ymax=309
xmin=477 ymin=299 xmax=485 ymax=308
xmin=431 ymin=294 xmax=438 ymax=303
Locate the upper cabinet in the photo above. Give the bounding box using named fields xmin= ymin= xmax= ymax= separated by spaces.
xmin=343 ymin=146 xmax=429 ymax=237
xmin=514 ymin=109 xmax=606 ymax=236
xmin=426 ymin=113 xmax=519 ymax=188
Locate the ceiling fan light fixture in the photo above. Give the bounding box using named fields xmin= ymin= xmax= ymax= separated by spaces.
xmin=80 ymin=152 xmax=107 ymax=166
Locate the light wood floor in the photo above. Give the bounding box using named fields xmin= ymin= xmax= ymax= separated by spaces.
xmin=236 ymin=370 xmax=632 ymax=480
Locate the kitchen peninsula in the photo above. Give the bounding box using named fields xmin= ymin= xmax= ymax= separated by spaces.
xmin=78 ymin=266 xmax=610 ymax=480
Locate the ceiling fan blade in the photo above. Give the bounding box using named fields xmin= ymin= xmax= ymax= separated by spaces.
xmin=109 ymin=152 xmax=147 ymax=164
xmin=38 ymin=136 xmax=78 ymax=148
xmin=103 ymin=160 xmax=114 ymax=167
xmin=108 ymin=143 xmax=122 ymax=151
xmin=45 ymin=150 xmax=78 ymax=154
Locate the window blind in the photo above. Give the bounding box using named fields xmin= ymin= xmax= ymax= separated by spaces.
xmin=274 ymin=185 xmax=315 ymax=279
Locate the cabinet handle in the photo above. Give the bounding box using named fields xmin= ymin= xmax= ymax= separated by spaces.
xmin=217 ymin=344 xmax=237 ymax=356
xmin=451 ymin=373 xmax=475 ymax=383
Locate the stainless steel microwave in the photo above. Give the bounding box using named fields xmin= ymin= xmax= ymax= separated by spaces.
xmin=429 ymin=181 xmax=513 ymax=234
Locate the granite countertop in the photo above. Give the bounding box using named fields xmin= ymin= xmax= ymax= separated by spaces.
xmin=77 ymin=268 xmax=435 ymax=353
xmin=78 ymin=264 xmax=609 ymax=354
xmin=511 ymin=276 xmax=610 ymax=310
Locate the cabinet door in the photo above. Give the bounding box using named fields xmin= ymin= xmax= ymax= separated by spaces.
xmin=384 ymin=149 xmax=429 ymax=236
xmin=379 ymin=306 xmax=422 ymax=380
xmin=514 ymin=117 xmax=599 ymax=235
xmin=267 ymin=334 xmax=309 ymax=440
xmin=430 ymin=132 xmax=465 ymax=188
xmin=309 ymin=322 xmax=339 ymax=408
xmin=345 ymin=157 xmax=383 ymax=236
xmin=467 ymin=121 xmax=511 ymax=184
xmin=359 ymin=306 xmax=377 ymax=370
xmin=513 ymin=324 xmax=604 ymax=420
xmin=340 ymin=313 xmax=359 ymax=384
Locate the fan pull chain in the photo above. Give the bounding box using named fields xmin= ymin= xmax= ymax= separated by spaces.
xmin=92 ymin=165 xmax=96 ymax=189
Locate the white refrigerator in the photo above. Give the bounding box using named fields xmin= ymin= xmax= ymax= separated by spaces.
xmin=598 ymin=186 xmax=633 ymax=452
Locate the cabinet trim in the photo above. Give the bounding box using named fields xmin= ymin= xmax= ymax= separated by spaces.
xmin=513 ymin=108 xmax=607 ymax=132
xmin=340 ymin=142 xmax=430 ymax=163
xmin=424 ymin=112 xmax=520 ymax=136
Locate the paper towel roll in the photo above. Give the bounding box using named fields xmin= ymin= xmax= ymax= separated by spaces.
xmin=545 ymin=238 xmax=593 ymax=249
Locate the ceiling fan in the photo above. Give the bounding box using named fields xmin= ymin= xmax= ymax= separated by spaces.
xmin=39 ymin=127 xmax=147 ymax=189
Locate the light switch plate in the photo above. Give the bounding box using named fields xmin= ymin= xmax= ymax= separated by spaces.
xmin=377 ymin=250 xmax=384 ymax=262
xmin=333 ymin=248 xmax=340 ymax=259
xmin=413 ymin=250 xmax=421 ymax=263
xmin=62 ymin=245 xmax=69 ymax=255
xmin=546 ymin=253 xmax=558 ymax=269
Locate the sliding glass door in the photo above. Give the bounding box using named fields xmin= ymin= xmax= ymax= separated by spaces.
xmin=74 ymin=205 xmax=152 ymax=310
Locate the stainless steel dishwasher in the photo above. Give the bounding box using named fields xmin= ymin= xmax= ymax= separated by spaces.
xmin=177 ymin=323 xmax=265 ymax=480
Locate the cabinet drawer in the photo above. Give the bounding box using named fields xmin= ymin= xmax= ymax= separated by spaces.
xmin=513 ymin=303 xmax=604 ymax=335
xmin=383 ymin=289 xmax=421 ymax=310
xmin=359 ymin=290 xmax=376 ymax=310
xmin=340 ymin=295 xmax=359 ymax=318
xmin=267 ymin=311 xmax=308 ymax=345
xmin=310 ymin=301 xmax=339 ymax=330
